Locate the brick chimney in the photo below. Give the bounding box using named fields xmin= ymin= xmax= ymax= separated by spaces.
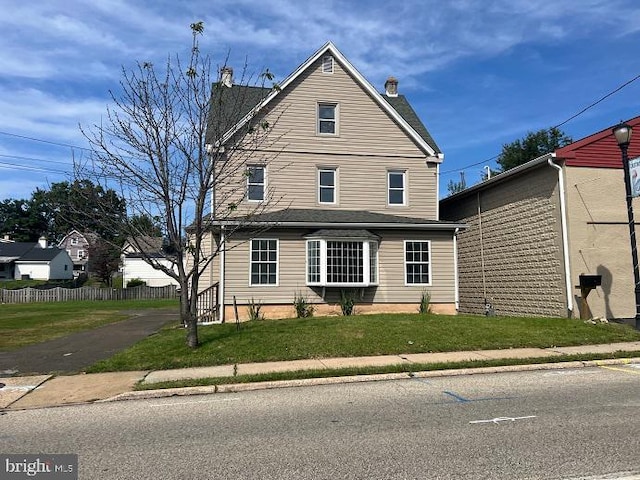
xmin=221 ymin=67 xmax=234 ymax=88
xmin=384 ymin=76 xmax=398 ymax=97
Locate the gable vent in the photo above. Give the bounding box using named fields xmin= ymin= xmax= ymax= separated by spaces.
xmin=322 ymin=55 xmax=334 ymax=74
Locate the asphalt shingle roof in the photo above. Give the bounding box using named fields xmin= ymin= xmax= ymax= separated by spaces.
xmin=383 ymin=95 xmax=441 ymax=154
xmin=0 ymin=242 xmax=65 ymax=262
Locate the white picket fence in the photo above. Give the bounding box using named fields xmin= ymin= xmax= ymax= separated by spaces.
xmin=0 ymin=285 xmax=178 ymax=304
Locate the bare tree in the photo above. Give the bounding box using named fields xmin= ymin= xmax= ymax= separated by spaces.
xmin=81 ymin=22 xmax=282 ymax=347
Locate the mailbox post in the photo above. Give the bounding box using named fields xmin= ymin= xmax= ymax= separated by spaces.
xmin=577 ymin=274 xmax=602 ymax=320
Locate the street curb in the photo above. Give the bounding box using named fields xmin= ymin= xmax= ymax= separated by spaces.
xmin=102 ymin=356 xmax=640 ymax=403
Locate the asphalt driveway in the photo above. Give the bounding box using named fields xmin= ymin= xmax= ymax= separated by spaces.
xmin=0 ymin=308 xmax=178 ymax=376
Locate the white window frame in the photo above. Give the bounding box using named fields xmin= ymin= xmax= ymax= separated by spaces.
xmin=322 ymin=55 xmax=334 ymax=74
xmin=249 ymin=238 xmax=278 ymax=286
xmin=70 ymin=237 xmax=78 ymax=246
xmin=404 ymin=240 xmax=431 ymax=286
xmin=318 ymin=168 xmax=337 ymax=204
xmin=247 ymin=165 xmax=265 ymax=202
xmin=317 ymin=103 xmax=338 ymax=135
xmin=388 ymin=170 xmax=407 ymax=206
xmin=77 ymin=249 xmax=86 ymax=260
xmin=306 ymin=238 xmax=378 ymax=287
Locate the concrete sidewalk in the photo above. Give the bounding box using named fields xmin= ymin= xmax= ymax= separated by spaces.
xmin=2 ymin=341 xmax=640 ymax=410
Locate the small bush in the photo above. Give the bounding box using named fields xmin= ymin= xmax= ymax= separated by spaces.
xmin=247 ymin=297 xmax=265 ymax=321
xmin=126 ymin=278 xmax=146 ymax=288
xmin=418 ymin=290 xmax=431 ymax=314
xmin=293 ymin=292 xmax=314 ymax=318
xmin=339 ymin=289 xmax=356 ymax=316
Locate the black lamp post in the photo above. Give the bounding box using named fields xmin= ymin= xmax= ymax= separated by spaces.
xmin=613 ymin=121 xmax=640 ymax=327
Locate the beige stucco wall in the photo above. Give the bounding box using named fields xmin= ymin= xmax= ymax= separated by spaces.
xmin=564 ymin=166 xmax=640 ymax=319
xmin=441 ymin=164 xmax=567 ymax=317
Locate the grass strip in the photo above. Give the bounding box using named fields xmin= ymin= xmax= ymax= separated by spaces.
xmin=134 ymin=350 xmax=640 ymax=391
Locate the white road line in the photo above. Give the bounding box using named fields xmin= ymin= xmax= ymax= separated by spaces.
xmin=0 ymin=386 xmax=38 ymax=392
xmin=470 ymin=415 xmax=536 ymax=425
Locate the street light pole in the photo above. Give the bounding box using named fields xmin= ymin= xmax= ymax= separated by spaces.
xmin=613 ymin=122 xmax=640 ymax=328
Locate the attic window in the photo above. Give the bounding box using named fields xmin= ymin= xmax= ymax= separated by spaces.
xmin=322 ymin=55 xmax=334 ymax=74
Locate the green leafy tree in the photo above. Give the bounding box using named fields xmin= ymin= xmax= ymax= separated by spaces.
xmin=0 ymin=198 xmax=48 ymax=242
xmin=446 ymin=172 xmax=467 ymax=196
xmin=497 ymin=127 xmax=572 ymax=172
xmin=88 ymin=237 xmax=121 ymax=286
xmin=31 ymin=180 xmax=126 ymax=243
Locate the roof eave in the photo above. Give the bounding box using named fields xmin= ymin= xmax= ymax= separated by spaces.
xmin=213 ymin=220 xmax=465 ymax=230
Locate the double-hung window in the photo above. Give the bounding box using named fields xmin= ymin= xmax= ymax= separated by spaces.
xmin=306 ymin=234 xmax=378 ymax=287
xmin=247 ymin=165 xmax=265 ymax=201
xmin=404 ymin=240 xmax=430 ymax=285
xmin=318 ymin=103 xmax=337 ymax=135
xmin=250 ymin=239 xmax=278 ymax=285
xmin=318 ymin=168 xmax=336 ymax=204
xmin=388 ymin=170 xmax=406 ymax=205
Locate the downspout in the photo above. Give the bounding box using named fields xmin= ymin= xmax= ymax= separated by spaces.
xmin=435 ymin=163 xmax=440 ymax=220
xmin=453 ymin=227 xmax=460 ymax=311
xmin=219 ymin=225 xmax=226 ymax=323
xmin=548 ymin=156 xmax=574 ymax=317
xmin=477 ymin=191 xmax=487 ymax=300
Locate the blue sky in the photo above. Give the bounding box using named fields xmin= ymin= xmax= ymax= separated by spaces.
xmin=2 ymin=0 xmax=640 ymax=200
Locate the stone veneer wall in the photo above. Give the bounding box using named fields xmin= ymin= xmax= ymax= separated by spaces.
xmin=442 ymin=165 xmax=567 ymax=317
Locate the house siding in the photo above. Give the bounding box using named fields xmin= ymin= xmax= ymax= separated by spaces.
xmin=441 ymin=165 xmax=566 ymax=317
xmin=564 ymin=165 xmax=640 ymax=319
xmin=122 ymin=258 xmax=179 ymax=287
xmin=216 ymin=56 xmax=438 ymax=219
xmin=218 ymin=228 xmax=455 ymax=319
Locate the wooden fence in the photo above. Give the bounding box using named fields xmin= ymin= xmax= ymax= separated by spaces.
xmin=0 ymin=285 xmax=178 ymax=304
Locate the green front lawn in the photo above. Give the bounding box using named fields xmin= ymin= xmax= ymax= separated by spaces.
xmin=87 ymin=313 xmax=640 ymax=372
xmin=0 ymin=299 xmax=179 ymax=350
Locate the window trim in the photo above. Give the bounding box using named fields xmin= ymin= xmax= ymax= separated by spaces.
xmin=306 ymin=238 xmax=379 ymax=287
xmin=388 ymin=170 xmax=407 ymax=206
xmin=318 ymin=167 xmax=337 ymax=205
xmin=317 ymin=102 xmax=338 ymax=136
xmin=246 ymin=165 xmax=266 ymax=202
xmin=249 ymin=238 xmax=279 ymax=286
xmin=404 ymin=240 xmax=431 ymax=286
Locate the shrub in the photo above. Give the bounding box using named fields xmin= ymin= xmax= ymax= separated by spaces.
xmin=418 ymin=289 xmax=431 ymax=314
xmin=247 ymin=297 xmax=265 ymax=321
xmin=293 ymin=292 xmax=314 ymax=318
xmin=339 ymin=289 xmax=356 ymax=316
xmin=126 ymin=278 xmax=146 ymax=288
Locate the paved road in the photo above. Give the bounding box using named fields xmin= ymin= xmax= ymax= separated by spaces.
xmin=3 ymin=365 xmax=640 ymax=479
xmin=0 ymin=308 xmax=178 ymax=375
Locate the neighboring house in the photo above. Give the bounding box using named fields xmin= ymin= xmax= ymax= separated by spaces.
xmin=202 ymin=42 xmax=463 ymax=321
xmin=0 ymin=236 xmax=73 ymax=281
xmin=58 ymin=230 xmax=97 ymax=276
xmin=440 ymin=116 xmax=640 ymax=320
xmin=121 ymin=236 xmax=179 ymax=288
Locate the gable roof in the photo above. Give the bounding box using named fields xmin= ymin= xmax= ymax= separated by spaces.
xmin=0 ymin=241 xmax=67 ymax=263
xmin=208 ymin=42 xmax=441 ymax=159
xmin=124 ymin=236 xmax=163 ymax=254
xmin=58 ymin=229 xmax=98 ymax=247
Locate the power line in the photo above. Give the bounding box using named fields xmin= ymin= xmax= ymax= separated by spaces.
xmin=0 ymin=160 xmax=68 ymax=175
xmin=441 ymin=71 xmax=640 ymax=176
xmin=0 ymin=130 xmax=91 ymax=152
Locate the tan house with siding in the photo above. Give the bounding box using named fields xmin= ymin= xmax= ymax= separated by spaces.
xmin=201 ymin=42 xmax=463 ymax=321
xmin=440 ymin=116 xmax=640 ymax=320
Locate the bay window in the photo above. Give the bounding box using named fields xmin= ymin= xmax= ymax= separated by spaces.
xmin=306 ymin=235 xmax=378 ymax=287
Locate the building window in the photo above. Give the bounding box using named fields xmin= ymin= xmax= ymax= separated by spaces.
xmin=306 ymin=238 xmax=378 ymax=287
xmin=318 ymin=168 xmax=336 ymax=204
xmin=405 ymin=241 xmax=430 ymax=285
xmin=77 ymin=250 xmax=86 ymax=260
xmin=250 ymin=239 xmax=278 ymax=285
xmin=70 ymin=237 xmax=78 ymax=246
xmin=247 ymin=165 xmax=265 ymax=201
xmin=322 ymin=55 xmax=334 ymax=74
xmin=318 ymin=103 xmax=337 ymax=135
xmin=388 ymin=171 xmax=406 ymax=205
